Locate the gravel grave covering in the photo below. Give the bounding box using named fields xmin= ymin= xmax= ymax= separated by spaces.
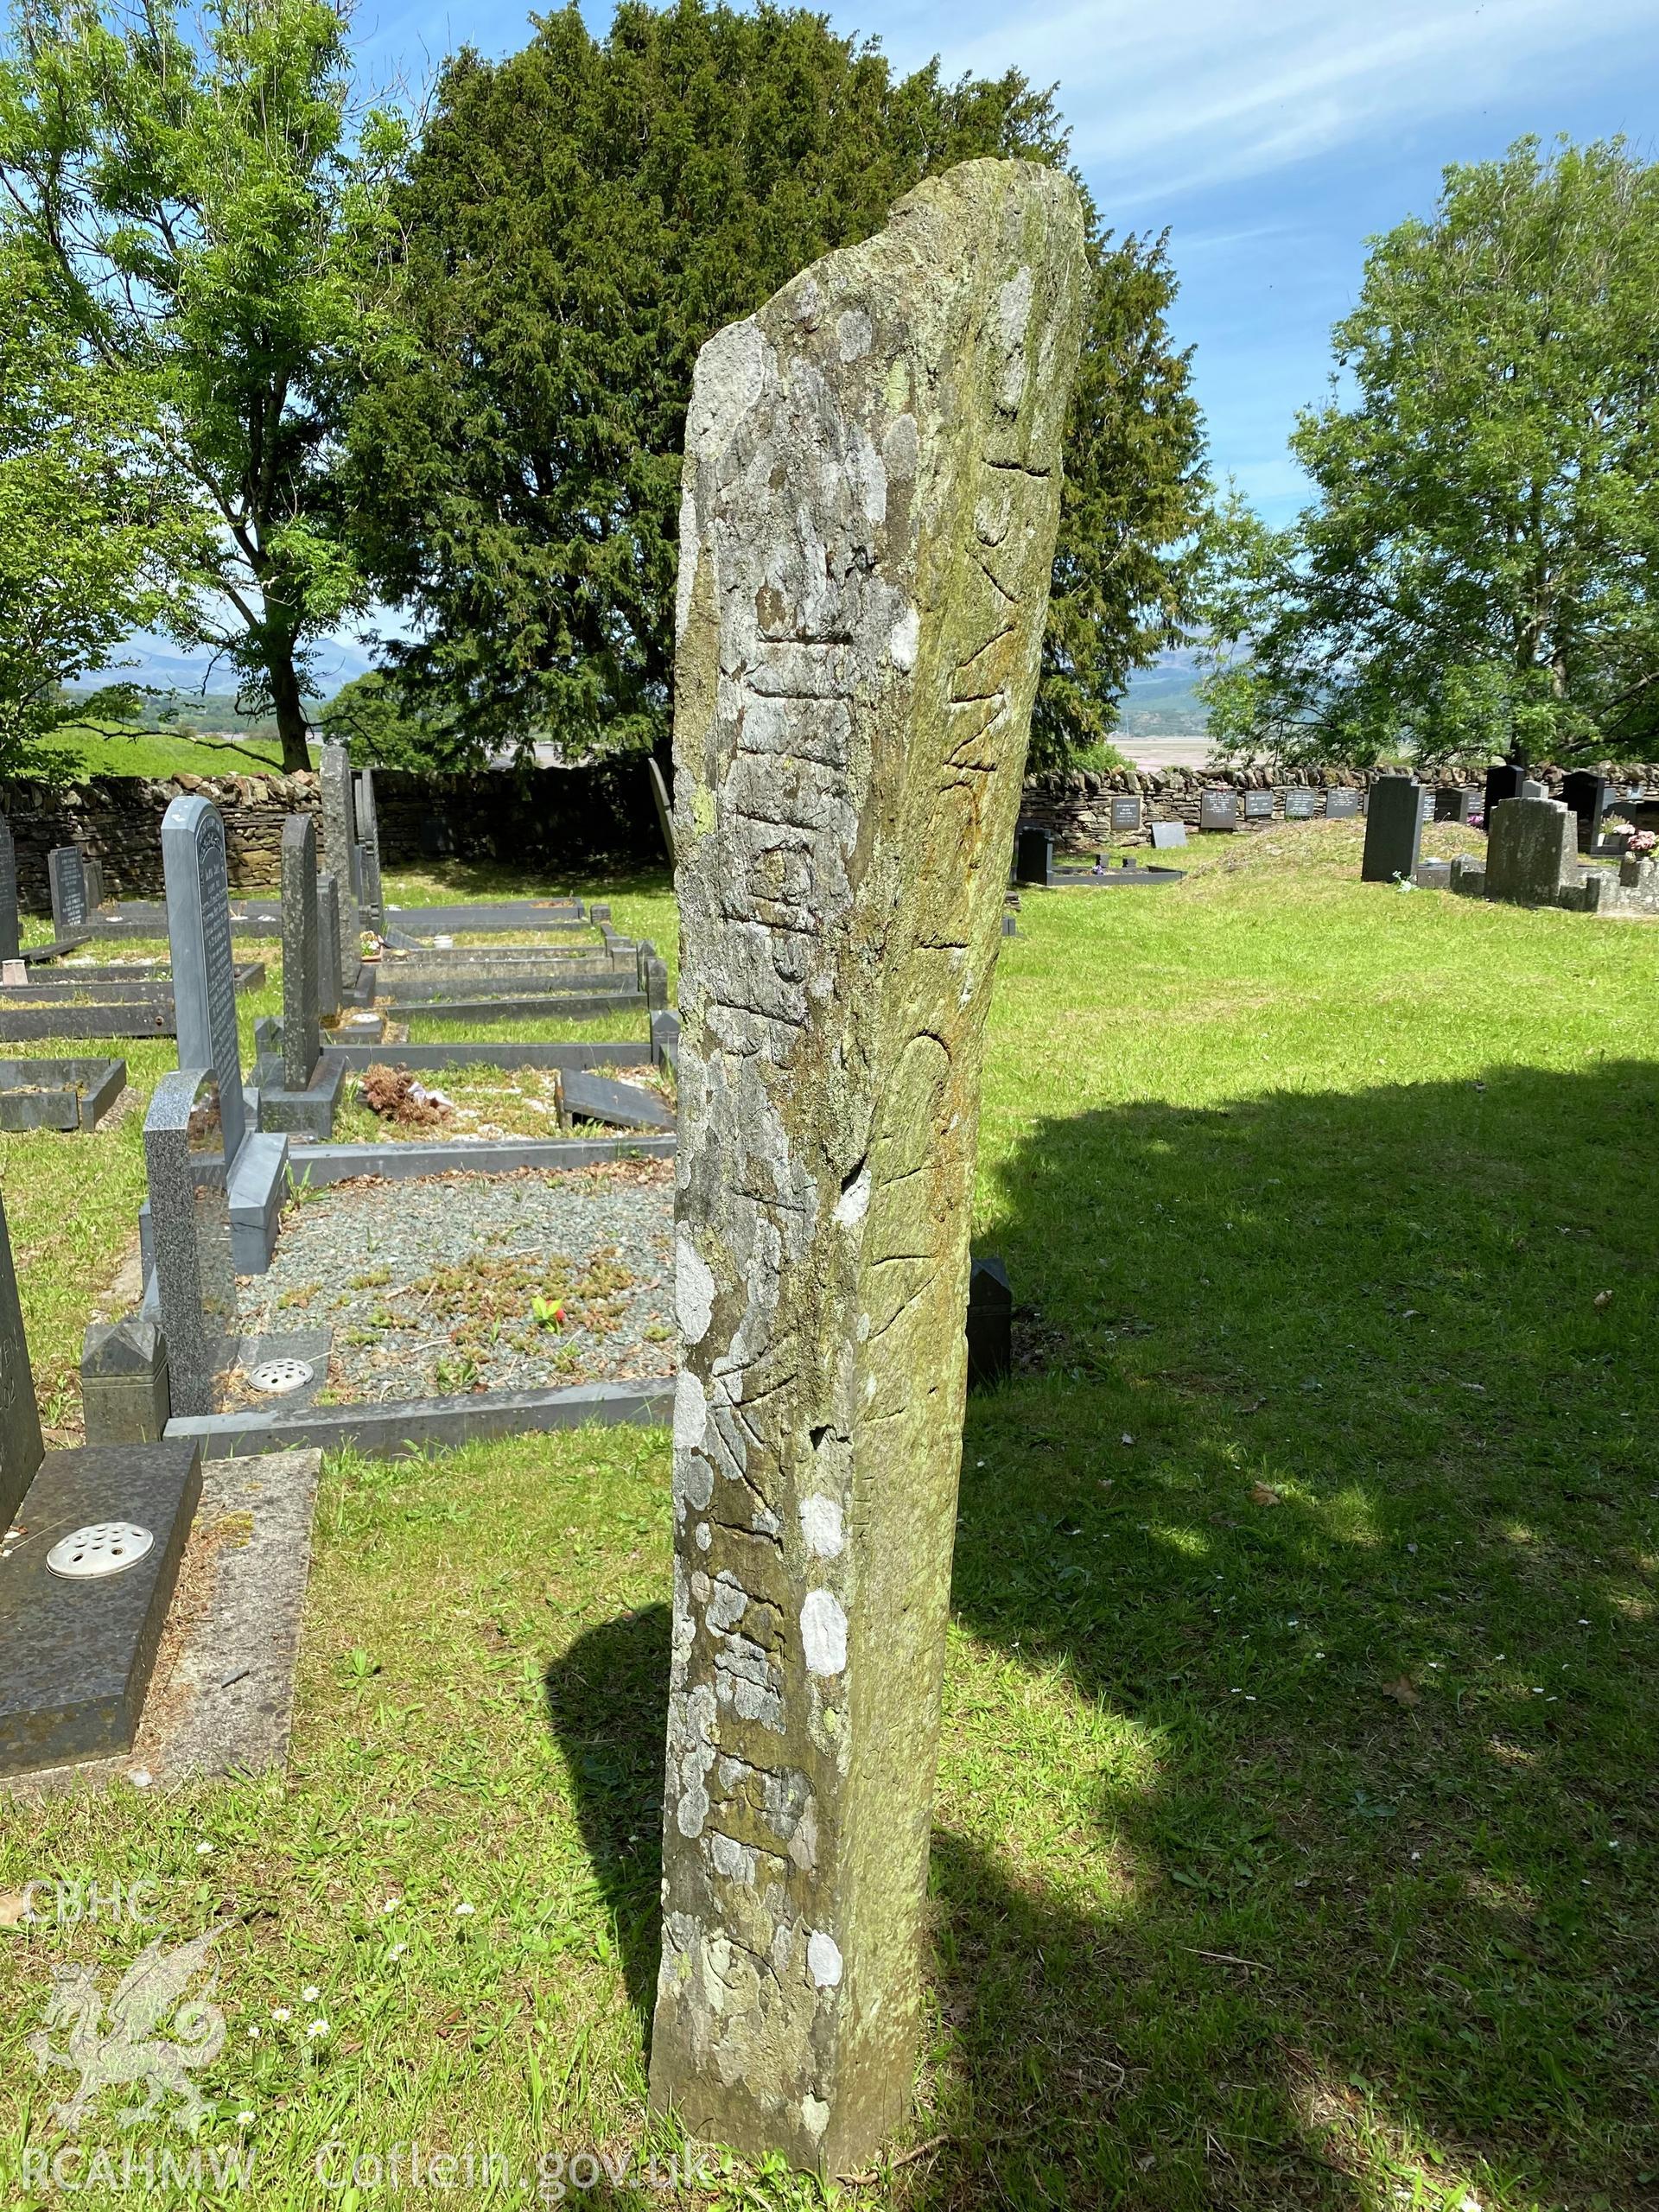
xmin=235 ymin=1159 xmax=675 ymax=1404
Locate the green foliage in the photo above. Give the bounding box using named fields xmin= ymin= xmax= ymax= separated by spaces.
xmin=0 ymin=0 xmax=405 ymax=772
xmin=319 ymin=670 xmax=468 ymax=771
xmin=1199 ymin=138 xmax=1659 ymax=772
xmin=346 ymin=0 xmax=1207 ymax=768
xmin=0 ymin=246 xmax=191 ymax=773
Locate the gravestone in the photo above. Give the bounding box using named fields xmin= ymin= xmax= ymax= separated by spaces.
xmin=317 ymin=874 xmax=342 ymax=1020
xmin=649 ymin=158 xmax=1086 ymax=2171
xmin=1361 ymin=775 xmax=1424 ymax=882
xmin=1014 ymin=823 xmax=1053 ymax=885
xmin=419 ymin=811 xmax=456 ymax=859
xmin=48 ymin=846 xmax=89 ymax=934
xmin=162 ymin=796 xmax=245 ymax=1164
xmin=1485 ymin=796 xmax=1577 ymax=907
xmin=1198 ymin=789 xmax=1238 ymax=830
xmin=965 ymin=1255 xmax=1013 ymax=1388
xmin=1417 ymin=787 xmax=1438 ymax=826
xmin=1325 ymin=788 xmax=1361 ymax=819
xmin=1243 ymin=790 xmax=1274 ymax=820
xmin=1110 ymin=795 xmax=1141 ymax=832
xmin=0 ymin=817 xmax=18 ymax=963
xmin=1521 ymin=776 xmax=1546 ymax=799
xmin=1149 ymin=820 xmax=1188 ymax=849
xmin=1483 ymin=764 xmax=1528 ymax=824
xmin=143 ymin=1070 xmax=236 ymax=1418
xmin=1282 ymin=788 xmax=1316 ymax=820
xmin=83 ymin=855 xmax=105 ymax=913
xmin=0 ymin=1191 xmax=45 ymax=1533
xmin=281 ymin=817 xmax=321 ymax=1090
xmin=318 ymin=744 xmax=359 ymax=979
xmin=354 ymin=770 xmax=385 ymax=928
xmin=1561 ymin=771 xmax=1613 ymax=852
xmin=1434 ymin=786 xmax=1480 ymax=823
xmin=647 ymin=756 xmax=677 ymax=867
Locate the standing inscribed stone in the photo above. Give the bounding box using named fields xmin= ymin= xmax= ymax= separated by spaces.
xmin=648 ymin=158 xmax=1086 ymax=2171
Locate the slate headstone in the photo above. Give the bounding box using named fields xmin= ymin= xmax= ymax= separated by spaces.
xmin=1362 ymin=775 xmax=1425 ymax=882
xmin=0 ymin=1191 xmax=45 ymax=1534
xmin=1418 ymin=787 xmax=1438 ymax=826
xmin=48 ymin=846 xmax=89 ymax=934
xmin=1243 ymin=790 xmax=1274 ymax=820
xmin=354 ymin=770 xmax=385 ymax=927
xmin=1014 ymin=824 xmax=1054 ymax=885
xmin=1110 ymin=795 xmax=1141 ymax=832
xmin=1149 ymin=820 xmax=1188 ymax=849
xmin=965 ymin=1255 xmax=1013 ymax=1389
xmin=318 ymin=743 xmax=359 ymax=978
xmin=143 ymin=1069 xmax=235 ymax=1419
xmin=281 ymin=815 xmax=321 ymax=1091
xmin=1198 ymin=789 xmax=1238 ymax=830
xmin=317 ymin=873 xmax=342 ymax=1021
xmin=1561 ymin=771 xmax=1613 ymax=852
xmin=162 ymin=795 xmax=245 ymax=1163
xmin=1284 ymin=788 xmax=1317 ymax=821
xmin=1434 ymin=786 xmax=1480 ymax=823
xmin=1325 ymin=788 xmax=1361 ymax=819
xmin=0 ymin=817 xmax=18 ymax=963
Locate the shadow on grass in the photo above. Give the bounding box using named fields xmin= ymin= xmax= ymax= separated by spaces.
xmin=552 ymin=1059 xmax=1658 ymax=2207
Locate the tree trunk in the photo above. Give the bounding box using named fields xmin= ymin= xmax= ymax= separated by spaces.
xmin=267 ymin=643 xmax=311 ymax=774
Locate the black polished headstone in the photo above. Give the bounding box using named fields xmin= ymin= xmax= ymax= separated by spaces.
xmin=162 ymin=795 xmax=245 ymax=1163
xmin=1362 ymin=776 xmax=1425 ymax=882
xmin=1434 ymin=786 xmax=1480 ymax=823
xmin=1198 ymin=789 xmax=1239 ymax=830
xmin=966 ymin=1255 xmax=1013 ymax=1390
xmin=1483 ymin=764 xmax=1528 ymax=824
xmin=1561 ymin=771 xmax=1613 ymax=852
xmin=1014 ymin=825 xmax=1054 ymax=886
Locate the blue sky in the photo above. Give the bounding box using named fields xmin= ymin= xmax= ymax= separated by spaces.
xmin=357 ymin=0 xmax=1659 ymax=530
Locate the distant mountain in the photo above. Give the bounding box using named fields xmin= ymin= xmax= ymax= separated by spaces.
xmin=78 ymin=632 xmax=375 ymax=702
xmin=1120 ymin=650 xmax=1209 ymax=734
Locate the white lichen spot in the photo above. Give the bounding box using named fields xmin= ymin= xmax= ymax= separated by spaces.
xmin=807 ymin=1930 xmax=844 ymax=1988
xmin=709 ymin=1831 xmax=756 ymax=1885
xmin=676 ymin=1233 xmax=715 ymax=1346
xmin=695 ymin=1522 xmax=712 ymax=1553
xmin=888 ymin=606 xmax=920 ymax=672
xmin=836 ymin=306 xmax=873 ymax=361
xmin=706 ymin=1571 xmax=749 ymax=1632
xmin=753 ymin=1503 xmax=781 ymax=1538
xmin=691 ymin=1569 xmax=711 ymax=1605
xmin=794 ymin=275 xmax=820 ymax=325
xmin=832 ymin=1165 xmax=871 ymax=1228
xmin=801 ymin=2095 xmax=830 ymax=2141
xmin=800 ymin=1590 xmax=848 ymax=1677
xmin=799 ymin=1495 xmax=844 ymax=1558
xmin=673 ymin=1370 xmax=709 ymax=1452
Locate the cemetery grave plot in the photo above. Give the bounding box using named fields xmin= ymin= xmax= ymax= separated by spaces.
xmin=0 ymin=1056 xmax=126 ymax=1132
xmin=233 ymin=1160 xmax=674 ymax=1406
xmin=334 ymin=1058 xmax=673 ymax=1142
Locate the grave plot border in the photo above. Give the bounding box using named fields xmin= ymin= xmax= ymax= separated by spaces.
xmin=0 ymin=1056 xmax=126 ymax=1130
xmin=0 ymin=1001 xmax=179 ymax=1042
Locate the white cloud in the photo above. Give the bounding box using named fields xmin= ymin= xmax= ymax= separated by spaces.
xmin=851 ymin=0 xmax=1655 ymax=208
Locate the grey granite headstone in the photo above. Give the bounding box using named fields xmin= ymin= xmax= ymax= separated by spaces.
xmin=1198 ymin=789 xmax=1238 ymax=830
xmin=162 ymin=795 xmax=245 ymax=1164
xmin=647 ymin=756 xmax=677 ymax=867
xmin=319 ymin=744 xmax=359 ymax=977
xmin=1110 ymin=796 xmax=1141 ymax=831
xmin=1243 ymin=790 xmax=1274 ymax=820
xmin=1325 ymin=788 xmax=1361 ymax=819
xmin=48 ymin=846 xmax=88 ymax=933
xmin=79 ymin=1317 xmax=170 ymax=1445
xmin=1362 ymin=775 xmax=1424 ymax=882
xmin=1150 ymin=820 xmax=1188 ymax=849
xmin=0 ymin=1192 xmax=44 ymax=1535
xmin=317 ymin=874 xmax=342 ymax=1020
xmin=143 ymin=1070 xmax=236 ymax=1418
xmin=354 ymin=770 xmax=385 ymax=927
xmin=281 ymin=815 xmax=321 ymax=1091
xmin=1485 ymin=797 xmax=1577 ymax=907
xmin=0 ymin=817 xmax=18 ymax=963
xmin=1284 ymin=788 xmax=1317 ymax=820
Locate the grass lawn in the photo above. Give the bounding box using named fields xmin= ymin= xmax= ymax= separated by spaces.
xmin=0 ymin=823 xmax=1655 ymax=2209
xmin=38 ymin=724 xmax=308 ymax=782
